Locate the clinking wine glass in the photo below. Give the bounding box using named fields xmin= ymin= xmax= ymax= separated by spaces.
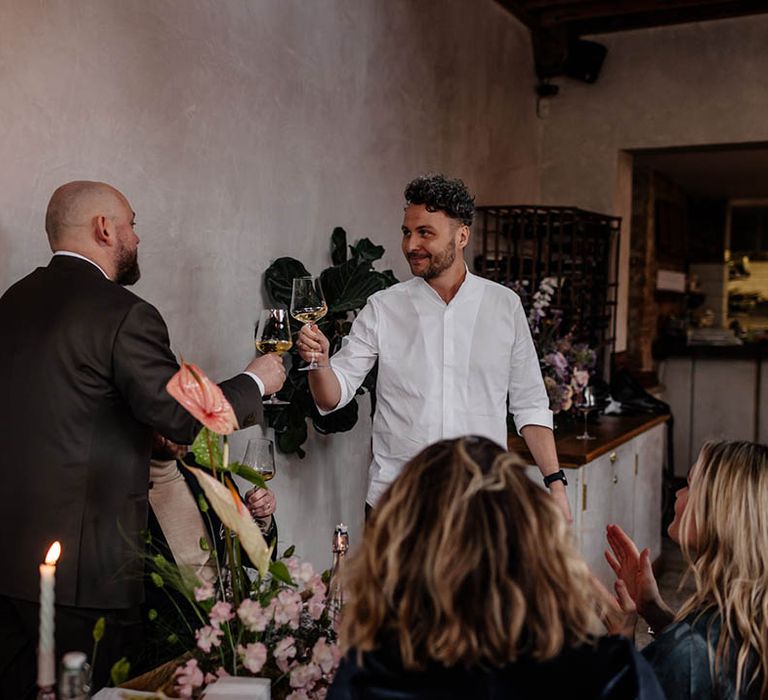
xmin=255 ymin=309 xmax=292 ymax=405
xmin=290 ymin=276 xmax=328 ymax=371
xmin=575 ymin=385 xmax=598 ymax=441
xmin=242 ymin=437 xmax=276 ymax=484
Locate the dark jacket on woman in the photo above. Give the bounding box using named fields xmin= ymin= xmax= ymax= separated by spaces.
xmin=329 ymin=635 xmax=666 ymax=700
xmin=643 ymin=609 xmax=761 ymax=700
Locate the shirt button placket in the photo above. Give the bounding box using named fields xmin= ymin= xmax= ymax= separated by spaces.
xmin=443 ymin=306 xmax=454 ymax=436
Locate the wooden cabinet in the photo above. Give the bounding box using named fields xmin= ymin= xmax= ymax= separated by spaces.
xmin=524 ymin=422 xmax=665 ymax=586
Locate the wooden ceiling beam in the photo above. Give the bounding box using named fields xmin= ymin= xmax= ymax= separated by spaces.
xmin=499 ymin=0 xmax=768 ymax=33
xmin=565 ymin=3 xmax=768 ymax=34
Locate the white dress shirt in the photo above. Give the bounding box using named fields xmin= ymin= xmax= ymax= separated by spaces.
xmin=321 ymin=271 xmax=552 ymax=505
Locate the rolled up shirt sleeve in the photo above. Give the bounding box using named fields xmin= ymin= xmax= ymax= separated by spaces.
xmin=507 ymin=300 xmax=553 ymax=434
xmin=316 ymin=299 xmax=379 ymax=416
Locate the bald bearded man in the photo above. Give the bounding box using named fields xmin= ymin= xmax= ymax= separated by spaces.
xmin=0 ymin=181 xmax=285 ymax=696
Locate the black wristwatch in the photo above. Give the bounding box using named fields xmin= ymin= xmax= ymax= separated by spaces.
xmin=543 ymin=469 xmax=568 ymax=488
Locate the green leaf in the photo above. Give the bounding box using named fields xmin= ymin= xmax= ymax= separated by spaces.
xmin=167 ymin=633 xmax=178 ymax=644
xmin=350 ymin=237 xmax=385 ymax=264
xmin=331 ymin=227 xmax=348 ymax=266
xmin=269 ymin=560 xmax=294 ymax=586
xmin=321 ymin=261 xmax=394 ymax=315
xmin=92 ymin=617 xmax=105 ymax=642
xmin=199 ymin=536 xmax=210 ymax=551
xmin=147 ymin=608 xmax=158 ymax=622
xmin=276 ymin=418 xmax=308 ymax=456
xmin=110 ymin=657 xmax=131 ymax=686
xmin=190 ymin=428 xmax=222 ymax=470
xmin=264 ymin=257 xmax=312 ymax=307
xmin=139 ymin=528 xmax=152 ymax=545
xmin=197 ymin=493 xmax=209 ymax=513
xmin=227 ymin=461 xmax=268 ymax=489
xmin=282 ymin=544 xmax=296 ymax=559
xmin=150 ymin=573 xmax=164 ymax=588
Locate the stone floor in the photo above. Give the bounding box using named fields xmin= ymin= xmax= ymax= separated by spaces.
xmin=633 ymin=535 xmax=695 ymax=648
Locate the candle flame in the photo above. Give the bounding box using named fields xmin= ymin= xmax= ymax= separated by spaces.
xmin=44 ymin=541 xmax=61 ymax=566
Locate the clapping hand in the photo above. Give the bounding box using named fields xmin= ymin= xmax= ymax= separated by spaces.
xmin=605 ymin=524 xmax=674 ymax=634
xmin=591 ymin=574 xmax=638 ymax=639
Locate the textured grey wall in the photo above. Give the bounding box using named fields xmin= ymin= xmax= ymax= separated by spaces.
xmin=0 ymin=0 xmax=538 ymax=569
xmin=538 ymin=15 xmax=768 ymax=352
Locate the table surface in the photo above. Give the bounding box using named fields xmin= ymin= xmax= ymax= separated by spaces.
xmin=508 ymin=413 xmax=669 ymax=468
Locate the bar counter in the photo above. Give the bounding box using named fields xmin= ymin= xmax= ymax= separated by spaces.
xmin=508 ymin=413 xmax=670 ymax=468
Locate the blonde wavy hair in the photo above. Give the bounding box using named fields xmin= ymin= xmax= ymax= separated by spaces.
xmin=339 ymin=436 xmax=603 ymax=670
xmin=677 ymin=440 xmax=768 ymax=697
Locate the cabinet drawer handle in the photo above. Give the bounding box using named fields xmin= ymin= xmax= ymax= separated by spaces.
xmin=613 ymin=475 xmax=619 ymax=485
xmin=609 ymin=452 xmax=617 ymax=463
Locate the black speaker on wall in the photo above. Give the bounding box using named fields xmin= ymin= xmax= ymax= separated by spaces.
xmin=564 ymin=39 xmax=607 ymax=84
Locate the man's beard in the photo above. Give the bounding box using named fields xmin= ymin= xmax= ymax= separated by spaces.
xmin=115 ymin=244 xmax=141 ymax=286
xmin=408 ymin=238 xmax=456 ymax=281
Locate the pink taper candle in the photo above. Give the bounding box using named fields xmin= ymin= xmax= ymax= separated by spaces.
xmin=37 ymin=541 xmax=61 ymax=688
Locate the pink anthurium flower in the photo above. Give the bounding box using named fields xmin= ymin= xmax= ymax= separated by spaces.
xmin=166 ymin=360 xmax=239 ymax=435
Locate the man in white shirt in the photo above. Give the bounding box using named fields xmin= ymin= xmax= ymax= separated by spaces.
xmin=297 ymin=174 xmax=571 ymax=520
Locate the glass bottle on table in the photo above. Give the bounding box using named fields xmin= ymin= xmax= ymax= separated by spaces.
xmin=254 ymin=308 xmax=292 ymax=405
xmin=290 ymin=276 xmax=328 ymax=371
xmin=326 ymin=523 xmax=349 ymax=627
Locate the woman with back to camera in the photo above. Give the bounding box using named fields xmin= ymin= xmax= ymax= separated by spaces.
xmin=328 ymin=436 xmax=665 ymax=700
xmin=606 ymin=440 xmax=768 ymax=699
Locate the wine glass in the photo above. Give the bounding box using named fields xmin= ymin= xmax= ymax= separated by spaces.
xmin=290 ymin=276 xmax=328 ymax=371
xmin=575 ymin=386 xmax=598 ymax=441
xmin=255 ymin=309 xmax=292 ymax=405
xmin=242 ymin=437 xmax=276 ymax=483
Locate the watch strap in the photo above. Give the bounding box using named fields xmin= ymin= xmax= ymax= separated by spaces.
xmin=543 ymin=469 xmax=568 ymax=488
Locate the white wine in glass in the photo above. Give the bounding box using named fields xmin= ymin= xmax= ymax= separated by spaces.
xmin=255 ymin=309 xmax=292 ymax=405
xmin=290 ymin=276 xmax=328 ymax=370
xmin=242 ymin=437 xmax=276 ymax=482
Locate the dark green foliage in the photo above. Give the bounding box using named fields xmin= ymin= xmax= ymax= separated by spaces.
xmin=263 ymin=228 xmax=397 ymax=456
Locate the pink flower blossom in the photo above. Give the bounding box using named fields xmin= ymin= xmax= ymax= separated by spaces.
xmin=315 ymin=688 xmax=328 ymax=700
xmin=307 ymin=592 xmax=326 ymax=620
xmin=195 ymin=624 xmax=224 ymax=653
xmin=238 ymin=641 xmax=268 ymax=674
xmin=289 ymin=662 xmax=322 ymax=689
xmin=284 ymin=557 xmax=301 ymax=579
xmin=308 ymin=573 xmax=326 ymax=597
xmin=296 ymin=561 xmax=316 ymax=585
xmin=166 ymin=360 xmax=238 ymax=434
xmin=286 ymin=691 xmax=311 ymax=700
xmin=273 ymin=635 xmax=297 ymax=672
xmin=209 ymin=601 xmax=234 ymax=628
xmin=194 ymin=581 xmax=215 ymax=601
xmin=312 ymin=637 xmax=341 ymax=674
xmin=237 ymin=598 xmax=272 ymax=632
xmin=273 ymin=589 xmax=302 ymax=629
xmin=205 ymin=666 xmax=231 ymax=684
xmin=572 ymin=369 xmax=590 ymax=389
xmin=174 ymin=658 xmax=204 ymax=698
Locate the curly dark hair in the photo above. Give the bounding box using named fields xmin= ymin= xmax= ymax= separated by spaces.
xmin=404 ymin=174 xmax=475 ymax=226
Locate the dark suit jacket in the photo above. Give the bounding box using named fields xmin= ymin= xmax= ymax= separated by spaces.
xmin=0 ymin=255 xmax=263 ymax=609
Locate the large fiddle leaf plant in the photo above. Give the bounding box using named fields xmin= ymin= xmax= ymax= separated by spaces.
xmin=263 ymin=227 xmax=397 ymax=457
